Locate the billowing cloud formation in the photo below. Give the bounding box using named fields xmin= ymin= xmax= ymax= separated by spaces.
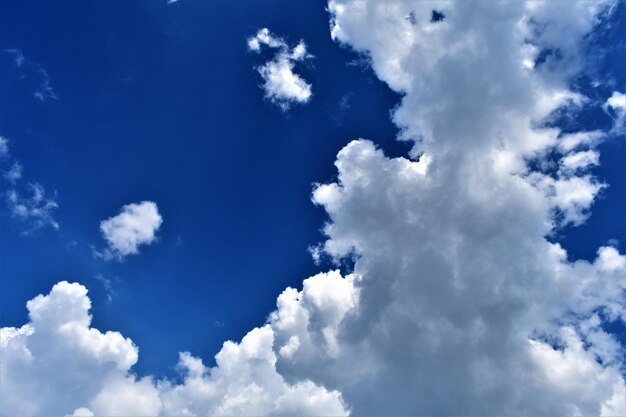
xmin=247 ymin=28 xmax=313 ymax=110
xmin=0 ymin=281 xmax=348 ymax=416
xmin=2 ymin=1 xmax=626 ymax=416
xmin=98 ymin=201 xmax=163 ymax=260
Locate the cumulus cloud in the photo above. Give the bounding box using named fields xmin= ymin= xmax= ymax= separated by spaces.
xmin=301 ymin=1 xmax=623 ymax=414
xmin=247 ymin=28 xmax=313 ymax=110
xmin=0 ymin=282 xmax=348 ymax=416
xmin=2 ymin=1 xmax=626 ymax=416
xmin=304 ymin=140 xmax=624 ymax=414
xmin=97 ymin=201 xmax=163 ymax=260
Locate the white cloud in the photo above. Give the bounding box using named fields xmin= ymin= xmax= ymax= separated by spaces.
xmin=98 ymin=201 xmax=163 ymax=260
xmin=558 ymin=130 xmax=604 ymax=152
xmin=247 ymin=28 xmax=285 ymax=52
xmin=66 ymin=408 xmax=94 ymax=417
xmin=6 ymin=182 xmax=59 ymax=233
xmin=160 ymin=324 xmax=347 ymax=416
xmin=0 ymin=282 xmax=145 ymax=417
xmin=289 ymin=1 xmax=623 ymax=413
xmin=604 ymin=90 xmax=626 ymax=131
xmin=0 ymin=282 xmax=348 ymax=416
xmin=605 ymin=91 xmax=626 ymax=112
xmin=247 ymin=28 xmax=313 ymax=110
xmin=0 ymin=136 xmax=59 ymax=233
xmin=300 ymin=136 xmax=624 ymax=413
xmin=559 ymin=150 xmax=599 ymax=172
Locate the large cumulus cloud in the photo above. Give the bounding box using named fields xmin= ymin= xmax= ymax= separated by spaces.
xmin=1 ymin=0 xmax=625 ymax=416
xmin=0 ymin=281 xmax=347 ymax=416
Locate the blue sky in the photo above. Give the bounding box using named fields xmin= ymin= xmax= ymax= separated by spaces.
xmin=1 ymin=0 xmax=406 ymax=378
xmin=1 ymin=1 xmax=625 ymax=416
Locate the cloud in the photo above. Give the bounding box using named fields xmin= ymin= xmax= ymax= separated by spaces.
xmin=4 ymin=161 xmax=23 ymax=184
xmin=0 ymin=281 xmax=143 ymax=417
xmin=559 ymin=150 xmax=600 ymax=172
xmin=1 ymin=48 xmax=58 ymax=102
xmin=304 ymin=140 xmax=624 ymax=413
xmin=32 ymin=67 xmax=57 ymax=102
xmin=604 ymin=90 xmax=626 ymax=132
xmin=0 ymin=136 xmax=9 ymax=158
xmin=295 ymin=0 xmax=623 ymax=414
xmin=247 ymin=28 xmax=313 ymax=110
xmin=0 ymin=281 xmax=348 ymax=416
xmin=66 ymin=408 xmax=94 ymax=417
xmin=98 ymin=201 xmax=163 ymax=260
xmin=94 ymin=274 xmax=117 ymax=302
xmin=0 ymin=136 xmax=59 ymax=234
xmin=6 ymin=183 xmax=59 ymax=234
xmin=3 ymin=48 xmax=24 ymax=67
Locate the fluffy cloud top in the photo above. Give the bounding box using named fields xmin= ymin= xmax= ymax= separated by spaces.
xmin=0 ymin=282 xmax=138 ymax=417
xmin=99 ymin=201 xmax=163 ymax=260
xmin=0 ymin=281 xmax=348 ymax=416
xmin=2 ymin=1 xmax=626 ymax=416
xmin=247 ymin=28 xmax=313 ymax=110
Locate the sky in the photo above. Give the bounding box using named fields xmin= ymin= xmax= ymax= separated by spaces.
xmin=0 ymin=1 xmax=625 ymax=416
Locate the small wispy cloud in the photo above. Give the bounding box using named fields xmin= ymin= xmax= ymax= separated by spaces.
xmin=4 ymin=161 xmax=23 ymax=184
xmin=604 ymin=91 xmax=626 ymax=132
xmin=0 ymin=137 xmax=59 ymax=234
xmin=0 ymin=136 xmax=9 ymax=158
xmin=3 ymin=48 xmax=24 ymax=67
xmin=2 ymin=48 xmax=58 ymax=102
xmin=94 ymin=274 xmax=117 ymax=302
xmin=6 ymin=183 xmax=59 ymax=234
xmin=247 ymin=28 xmax=313 ymax=110
xmin=332 ymin=92 xmax=353 ymax=125
xmin=32 ymin=67 xmax=58 ymax=102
